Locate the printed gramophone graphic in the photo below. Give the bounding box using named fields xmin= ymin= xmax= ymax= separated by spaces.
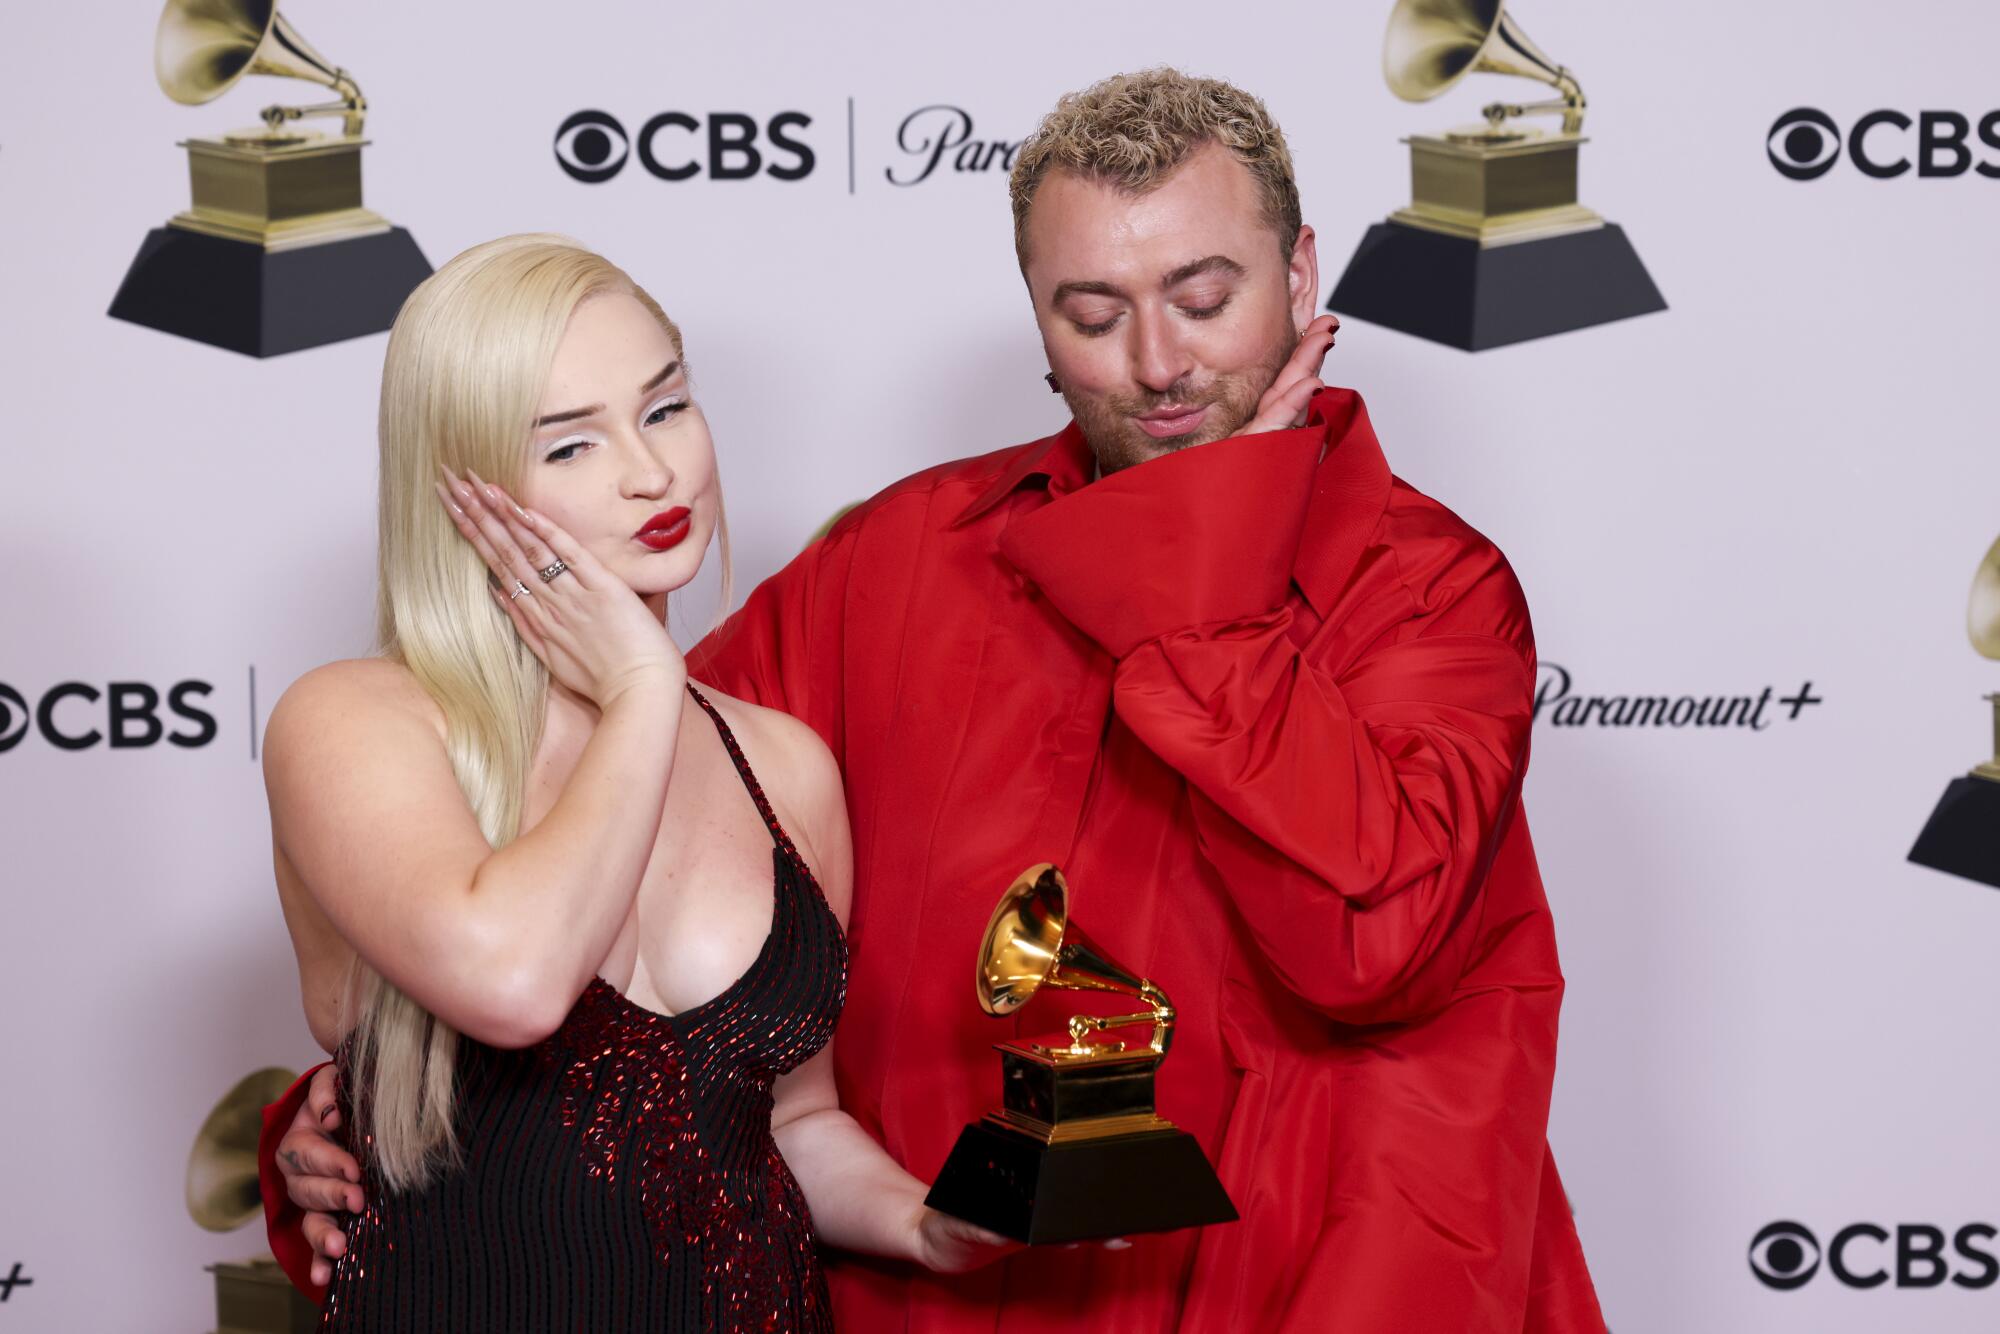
xmin=925 ymin=865 xmax=1238 ymax=1243
xmin=186 ymin=1067 xmax=319 ymax=1334
xmin=1329 ymin=0 xmax=1666 ymax=351
xmin=1908 ymin=535 xmax=2000 ymax=890
xmin=108 ymin=0 xmax=432 ymax=357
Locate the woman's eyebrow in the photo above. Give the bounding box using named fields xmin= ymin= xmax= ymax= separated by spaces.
xmin=537 ymin=361 xmax=682 ymax=426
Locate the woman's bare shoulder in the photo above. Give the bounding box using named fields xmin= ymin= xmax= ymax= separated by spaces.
xmin=265 ymin=658 xmax=446 ymax=765
xmin=694 ymin=684 xmax=834 ymax=779
xmin=691 ymin=684 xmax=844 ymax=851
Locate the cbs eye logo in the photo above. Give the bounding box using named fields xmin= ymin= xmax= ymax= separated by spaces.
xmin=1766 ymin=110 xmax=1842 ymax=181
xmin=555 ymin=109 xmax=815 ymax=183
xmin=554 ymin=111 xmax=629 ymax=184
xmin=1749 ymin=1221 xmax=1820 ymax=1290
xmin=1768 ymin=105 xmax=2000 ymax=180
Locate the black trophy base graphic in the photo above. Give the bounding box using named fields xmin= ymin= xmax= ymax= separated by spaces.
xmin=1908 ymin=775 xmax=2000 ymax=890
xmin=108 ymin=226 xmax=433 ymax=358
xmin=925 ymin=1120 xmax=1238 ymax=1245
xmin=1328 ymin=221 xmax=1666 ymax=351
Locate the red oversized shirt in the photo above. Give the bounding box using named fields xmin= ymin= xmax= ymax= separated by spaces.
xmin=263 ymin=387 xmax=1604 ymax=1331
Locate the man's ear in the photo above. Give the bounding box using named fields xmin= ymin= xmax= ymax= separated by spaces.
xmin=1286 ymin=224 xmax=1320 ymax=331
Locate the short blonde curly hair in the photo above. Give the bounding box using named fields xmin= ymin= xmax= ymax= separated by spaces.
xmin=1009 ymin=68 xmax=1303 ymax=263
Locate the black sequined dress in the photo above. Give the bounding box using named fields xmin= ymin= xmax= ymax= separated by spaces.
xmin=321 ymin=685 xmax=848 ymax=1332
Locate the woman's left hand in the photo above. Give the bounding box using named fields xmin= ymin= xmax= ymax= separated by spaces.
xmin=910 ymin=1205 xmax=1025 ymax=1273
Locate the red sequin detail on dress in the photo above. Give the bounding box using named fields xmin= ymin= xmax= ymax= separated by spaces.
xmin=322 ymin=685 xmax=847 ymax=1332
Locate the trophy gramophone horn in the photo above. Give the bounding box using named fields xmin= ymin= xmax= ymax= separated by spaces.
xmin=1969 ymin=536 xmax=2000 ymax=660
xmin=155 ymin=0 xmax=366 ymax=138
xmin=1383 ymin=0 xmax=1585 ymax=135
xmin=1968 ymin=535 xmax=2000 ymax=783
xmin=186 ymin=1067 xmax=299 ymax=1231
xmin=976 ymin=864 xmax=1176 ymax=1055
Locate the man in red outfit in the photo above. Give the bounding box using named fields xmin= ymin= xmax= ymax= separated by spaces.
xmin=266 ymin=69 xmax=1606 ymax=1331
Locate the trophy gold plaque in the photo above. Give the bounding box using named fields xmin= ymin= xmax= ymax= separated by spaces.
xmin=924 ymin=865 xmax=1238 ymax=1244
xmin=1328 ymin=0 xmax=1665 ymax=350
xmin=108 ymin=0 xmax=432 ymax=357
xmin=187 ymin=1066 xmax=322 ymax=1334
xmin=1908 ymin=534 xmax=2000 ymax=889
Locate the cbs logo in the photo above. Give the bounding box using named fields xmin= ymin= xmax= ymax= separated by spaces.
xmin=1767 ymin=106 xmax=2000 ymax=180
xmin=1749 ymin=1220 xmax=1999 ymax=1291
xmin=555 ymin=109 xmax=815 ymax=184
xmin=0 ymin=680 xmax=217 ymax=754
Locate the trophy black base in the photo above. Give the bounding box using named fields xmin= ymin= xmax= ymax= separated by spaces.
xmin=1328 ymin=221 xmax=1666 ymax=351
xmin=108 ymin=226 xmax=433 ymax=358
xmin=925 ymin=1120 xmax=1238 ymax=1245
xmin=1908 ymin=775 xmax=2000 ymax=890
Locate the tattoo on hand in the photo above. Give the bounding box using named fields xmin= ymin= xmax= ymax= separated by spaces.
xmin=284 ymin=1150 xmax=305 ymax=1175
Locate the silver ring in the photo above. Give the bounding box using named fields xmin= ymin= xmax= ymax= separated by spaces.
xmin=509 ymin=580 xmax=532 ymax=600
xmin=537 ymin=559 xmax=569 ymax=583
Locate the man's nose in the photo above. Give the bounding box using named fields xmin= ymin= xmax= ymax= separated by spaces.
xmin=1129 ymin=309 xmax=1195 ymax=395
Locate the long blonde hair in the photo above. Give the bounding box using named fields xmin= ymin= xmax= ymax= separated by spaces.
xmin=352 ymin=233 xmax=729 ymax=1190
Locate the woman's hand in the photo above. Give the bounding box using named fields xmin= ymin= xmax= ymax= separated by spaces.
xmin=1236 ymin=313 xmax=1339 ymax=437
xmin=276 ymin=1065 xmax=362 ymax=1288
xmin=437 ymin=468 xmax=685 ymax=709
xmin=909 ymin=1204 xmax=1025 ymax=1273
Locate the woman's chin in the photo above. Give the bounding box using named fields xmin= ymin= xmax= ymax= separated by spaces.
xmin=617 ymin=556 xmax=702 ymax=599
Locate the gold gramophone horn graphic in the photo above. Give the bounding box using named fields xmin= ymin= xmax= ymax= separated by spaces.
xmin=1384 ymin=0 xmax=1584 ymax=138
xmin=1328 ymin=0 xmax=1665 ymax=351
xmin=1909 ymin=535 xmax=2000 ymax=888
xmin=925 ymin=865 xmax=1236 ymax=1244
xmin=186 ymin=1067 xmax=324 ymax=1333
xmin=156 ymin=0 xmax=367 ymax=144
xmin=108 ymin=0 xmax=432 ymax=357
xmin=187 ymin=1067 xmax=297 ymax=1232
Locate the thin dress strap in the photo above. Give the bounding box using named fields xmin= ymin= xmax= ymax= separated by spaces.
xmin=685 ymin=683 xmax=802 ymax=864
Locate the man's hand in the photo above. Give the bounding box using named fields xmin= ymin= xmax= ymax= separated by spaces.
xmin=278 ymin=1065 xmax=364 ymax=1287
xmin=1237 ymin=314 xmax=1339 ymax=437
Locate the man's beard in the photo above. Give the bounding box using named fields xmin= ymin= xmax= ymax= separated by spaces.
xmin=1063 ymin=327 xmax=1296 ymax=476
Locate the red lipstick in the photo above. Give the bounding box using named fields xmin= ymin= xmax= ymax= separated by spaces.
xmin=634 ymin=506 xmax=692 ymax=552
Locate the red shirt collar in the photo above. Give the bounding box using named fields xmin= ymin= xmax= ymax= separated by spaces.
xmin=950 ymin=389 xmax=1393 ymax=619
xmin=950 ymin=419 xmax=1095 ymax=528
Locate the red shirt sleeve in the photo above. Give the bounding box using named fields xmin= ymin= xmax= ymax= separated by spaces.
xmin=259 ymin=1062 xmax=332 ymax=1303
xmin=689 ymin=532 xmax=843 ymax=753
xmin=1000 ymin=425 xmax=1536 ymax=1023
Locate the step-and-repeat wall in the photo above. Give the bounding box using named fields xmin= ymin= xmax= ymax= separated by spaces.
xmin=4 ymin=1 xmax=1997 ymax=1330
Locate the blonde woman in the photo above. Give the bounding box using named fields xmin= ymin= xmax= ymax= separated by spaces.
xmin=263 ymin=235 xmax=1010 ymax=1331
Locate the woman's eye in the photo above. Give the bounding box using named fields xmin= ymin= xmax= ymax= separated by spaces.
xmin=645 ymin=401 xmax=688 ymax=427
xmin=544 ymin=441 xmax=586 ymax=463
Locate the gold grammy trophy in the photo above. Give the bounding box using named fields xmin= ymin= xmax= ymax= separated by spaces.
xmin=1908 ymin=535 xmax=2000 ymax=889
xmin=187 ymin=1067 xmax=321 ymax=1334
xmin=1328 ymin=0 xmax=1665 ymax=350
xmin=924 ymin=865 xmax=1237 ymax=1244
xmin=108 ymin=0 xmax=432 ymax=356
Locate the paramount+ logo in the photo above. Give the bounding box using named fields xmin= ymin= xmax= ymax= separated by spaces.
xmin=1767 ymin=106 xmax=2000 ymax=180
xmin=1749 ymin=1220 xmax=1999 ymax=1292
